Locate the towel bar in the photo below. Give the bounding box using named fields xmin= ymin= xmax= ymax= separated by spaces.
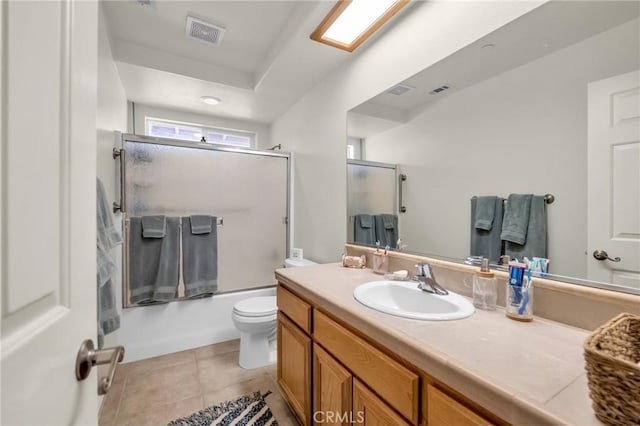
xmin=471 ymin=194 xmax=555 ymax=204
xmin=112 ymin=148 xmax=125 ymax=213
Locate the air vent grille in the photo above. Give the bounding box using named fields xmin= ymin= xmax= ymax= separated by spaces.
xmin=387 ymin=84 xmax=413 ymax=96
xmin=186 ymin=16 xmax=225 ymax=46
xmin=429 ymin=85 xmax=451 ymax=95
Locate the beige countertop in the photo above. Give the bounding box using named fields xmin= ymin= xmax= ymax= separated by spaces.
xmin=275 ymin=263 xmax=602 ymax=426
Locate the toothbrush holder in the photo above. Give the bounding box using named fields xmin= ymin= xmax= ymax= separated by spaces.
xmin=505 ymin=282 xmax=533 ymax=321
xmin=372 ymin=253 xmax=389 ymax=275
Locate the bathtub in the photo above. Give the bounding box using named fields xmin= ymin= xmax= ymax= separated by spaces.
xmin=117 ymin=286 xmax=277 ymax=362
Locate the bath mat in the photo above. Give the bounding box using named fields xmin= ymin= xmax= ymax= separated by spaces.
xmin=168 ymin=391 xmax=278 ymax=426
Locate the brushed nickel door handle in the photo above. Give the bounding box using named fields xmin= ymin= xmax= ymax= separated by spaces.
xmin=75 ymin=339 xmax=125 ymax=395
xmin=593 ymin=250 xmax=621 ymax=262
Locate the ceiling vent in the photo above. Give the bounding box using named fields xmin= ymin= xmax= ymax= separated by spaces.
xmin=429 ymin=85 xmax=451 ymax=95
xmin=386 ymin=84 xmax=413 ymax=96
xmin=186 ymin=16 xmax=225 ymax=46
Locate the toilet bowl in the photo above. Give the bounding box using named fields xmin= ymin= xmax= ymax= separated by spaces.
xmin=231 ymin=296 xmax=277 ymax=369
xmin=232 ymin=256 xmax=317 ymax=369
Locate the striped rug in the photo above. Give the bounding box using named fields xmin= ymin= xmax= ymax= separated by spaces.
xmin=168 ymin=391 xmax=277 ymax=426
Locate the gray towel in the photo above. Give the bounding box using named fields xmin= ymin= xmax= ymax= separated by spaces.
xmin=474 ymin=196 xmax=497 ymax=231
xmin=354 ymin=214 xmax=377 ymax=246
xmin=506 ymin=195 xmax=547 ymax=260
xmin=182 ymin=216 xmax=218 ymax=298
xmin=470 ymin=197 xmax=504 ymax=263
xmin=98 ymin=279 xmax=120 ymax=348
xmin=96 ymin=179 xmax=122 ymax=349
xmin=190 ymin=215 xmax=212 ymax=235
xmin=129 ymin=216 xmax=180 ymax=304
xmin=374 ymin=214 xmax=398 ymax=249
xmin=501 ymin=194 xmax=533 ymax=244
xmin=142 ymin=215 xmax=166 ymax=238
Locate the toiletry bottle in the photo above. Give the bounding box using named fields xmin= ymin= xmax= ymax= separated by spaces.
xmin=472 ymin=258 xmax=497 ymax=310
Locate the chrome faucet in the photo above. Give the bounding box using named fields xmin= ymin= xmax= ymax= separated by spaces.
xmin=413 ymin=263 xmax=449 ymax=296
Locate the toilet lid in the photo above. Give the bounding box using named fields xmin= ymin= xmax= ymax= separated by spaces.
xmin=233 ymin=296 xmax=277 ymax=317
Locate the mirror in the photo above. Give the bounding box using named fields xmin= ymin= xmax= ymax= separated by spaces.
xmin=347 ymin=1 xmax=640 ymax=293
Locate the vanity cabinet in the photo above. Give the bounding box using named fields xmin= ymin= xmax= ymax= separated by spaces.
xmin=353 ymin=379 xmax=411 ymax=426
xmin=277 ymin=283 xmax=505 ymax=426
xmin=426 ymin=385 xmax=493 ymax=426
xmin=277 ymin=287 xmax=312 ymax=425
xmin=313 ymin=344 xmax=353 ymax=425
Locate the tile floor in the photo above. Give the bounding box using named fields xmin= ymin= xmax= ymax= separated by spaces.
xmin=99 ymin=339 xmax=299 ymax=425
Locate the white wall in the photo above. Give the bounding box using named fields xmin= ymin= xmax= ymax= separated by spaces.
xmin=272 ymin=0 xmax=545 ymax=263
xmin=131 ymin=103 xmax=273 ymax=150
xmin=365 ymin=19 xmax=639 ymax=279
xmin=97 ymin=4 xmax=128 ymax=349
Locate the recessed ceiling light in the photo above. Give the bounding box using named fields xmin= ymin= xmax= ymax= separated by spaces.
xmin=311 ymin=0 xmax=408 ymax=52
xmin=201 ymin=96 xmax=222 ymax=105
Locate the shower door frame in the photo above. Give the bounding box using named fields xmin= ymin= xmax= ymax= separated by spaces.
xmin=347 ymin=159 xmax=400 ymax=247
xmin=117 ymin=133 xmax=291 ymax=308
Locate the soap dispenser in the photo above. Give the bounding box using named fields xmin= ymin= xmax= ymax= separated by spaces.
xmin=472 ymin=258 xmax=497 ymax=310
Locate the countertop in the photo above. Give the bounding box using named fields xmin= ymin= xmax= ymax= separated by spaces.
xmin=275 ymin=263 xmax=602 ymax=426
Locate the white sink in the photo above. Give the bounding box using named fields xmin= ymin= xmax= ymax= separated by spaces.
xmin=353 ymin=280 xmax=475 ymax=321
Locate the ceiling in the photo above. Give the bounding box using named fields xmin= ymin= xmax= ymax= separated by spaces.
xmin=102 ymin=0 xmax=410 ymax=124
xmin=349 ymin=0 xmax=640 ymax=138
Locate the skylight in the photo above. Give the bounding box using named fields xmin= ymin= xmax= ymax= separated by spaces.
xmin=311 ymin=0 xmax=408 ymax=52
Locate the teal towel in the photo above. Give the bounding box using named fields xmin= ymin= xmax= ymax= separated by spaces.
xmin=374 ymin=214 xmax=398 ymax=249
xmin=358 ymin=215 xmax=372 ymax=228
xmin=190 ymin=215 xmax=212 ymax=235
xmin=506 ymin=195 xmax=547 ymax=260
xmin=354 ymin=214 xmax=376 ymax=246
xmin=96 ymin=179 xmax=122 ymax=349
xmin=182 ymin=217 xmax=218 ymax=298
xmin=470 ymin=197 xmax=504 ymax=263
xmin=474 ymin=196 xmax=497 ymax=231
xmin=501 ymin=194 xmax=533 ymax=244
xmin=129 ymin=216 xmax=180 ymax=303
xmin=141 ymin=215 xmax=166 ymax=238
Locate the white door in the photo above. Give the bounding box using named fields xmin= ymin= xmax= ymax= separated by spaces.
xmin=1 ymin=1 xmax=99 ymax=424
xmin=587 ymin=70 xmax=640 ymax=289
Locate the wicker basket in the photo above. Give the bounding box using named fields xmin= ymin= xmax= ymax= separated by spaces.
xmin=584 ymin=313 xmax=640 ymax=426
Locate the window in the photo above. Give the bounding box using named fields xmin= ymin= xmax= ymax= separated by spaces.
xmin=146 ymin=118 xmax=255 ymax=148
xmin=347 ymin=137 xmax=363 ymax=160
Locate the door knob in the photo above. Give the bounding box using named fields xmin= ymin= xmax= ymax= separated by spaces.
xmin=593 ymin=250 xmax=621 ymax=262
xmin=75 ymin=339 xmax=125 ymax=395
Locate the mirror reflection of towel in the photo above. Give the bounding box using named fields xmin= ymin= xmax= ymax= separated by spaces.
xmin=505 ymin=195 xmax=547 ymax=260
xmin=501 ymin=194 xmax=533 ymax=244
xmin=474 ymin=196 xmax=497 ymax=231
xmin=470 ymin=197 xmax=504 ymax=263
xmin=375 ymin=214 xmax=398 ymax=248
xmin=354 ymin=214 xmax=376 ymax=245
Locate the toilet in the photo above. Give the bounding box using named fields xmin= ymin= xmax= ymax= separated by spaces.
xmin=232 ymin=256 xmax=317 ymax=369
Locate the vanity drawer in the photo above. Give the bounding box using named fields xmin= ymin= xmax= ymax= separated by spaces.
xmin=314 ymin=310 xmax=420 ymax=424
xmin=427 ymin=385 xmax=493 ymax=426
xmin=277 ymin=285 xmax=312 ymax=334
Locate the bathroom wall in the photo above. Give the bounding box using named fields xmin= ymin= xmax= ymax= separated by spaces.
xmin=97 ymin=3 xmax=128 ymax=349
xmin=271 ymin=0 xmax=545 ymax=263
xmin=131 ymin=103 xmax=273 ymax=150
xmin=98 ymin=10 xmax=284 ymax=361
xmin=364 ymin=19 xmax=640 ymax=279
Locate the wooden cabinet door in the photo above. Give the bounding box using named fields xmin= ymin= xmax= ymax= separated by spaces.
xmin=427 ymin=385 xmax=493 ymax=426
xmin=278 ymin=313 xmax=312 ymax=425
xmin=353 ymin=379 xmax=411 ymax=426
xmin=313 ymin=344 xmax=353 ymax=425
